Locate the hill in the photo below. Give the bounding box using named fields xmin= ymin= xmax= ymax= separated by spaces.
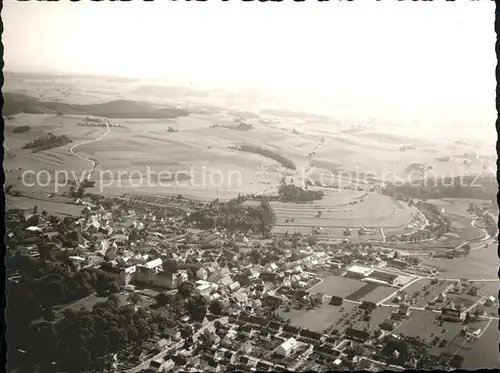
xmin=3 ymin=93 xmax=189 ymax=119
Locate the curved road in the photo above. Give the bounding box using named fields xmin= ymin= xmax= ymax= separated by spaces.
xmin=69 ymin=120 xmax=110 ymax=180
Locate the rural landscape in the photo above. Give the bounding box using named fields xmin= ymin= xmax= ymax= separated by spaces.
xmin=4 ymin=70 xmax=498 ymax=373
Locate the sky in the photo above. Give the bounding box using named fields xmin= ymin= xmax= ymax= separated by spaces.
xmin=2 ymin=1 xmax=496 ymax=127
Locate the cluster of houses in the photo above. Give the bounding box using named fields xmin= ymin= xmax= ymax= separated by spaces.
xmin=140 ymin=310 xmax=413 ymax=373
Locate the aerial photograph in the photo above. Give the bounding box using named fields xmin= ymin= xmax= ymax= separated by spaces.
xmin=2 ymin=1 xmax=498 ymax=372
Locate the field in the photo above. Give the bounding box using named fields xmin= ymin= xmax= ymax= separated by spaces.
xmin=277 ymin=302 xmax=358 ymax=333
xmin=276 ymin=301 xmax=395 ymax=335
xmin=392 ymin=310 xmax=460 ymax=342
xmin=357 ymin=285 xmax=397 ymax=303
xmin=271 ymin=189 xmax=419 ymax=238
xmin=308 ymin=275 xmax=366 ymax=298
xmin=345 ymin=283 xmax=380 ymax=301
xmin=4 ymin=75 xmax=495 ymax=220
xmin=461 ymin=321 xmax=500 ymax=369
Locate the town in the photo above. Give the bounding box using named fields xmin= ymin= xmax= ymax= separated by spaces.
xmin=6 ymin=189 xmax=498 ymax=373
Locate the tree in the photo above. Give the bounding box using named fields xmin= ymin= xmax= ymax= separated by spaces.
xmin=209 ymin=299 xmax=224 ymax=315
xmin=42 ymin=306 xmax=56 ymax=322
xmin=155 ymin=292 xmax=172 ymax=307
xmin=178 ymin=281 xmax=193 ymax=298
xmin=127 ymin=292 xmax=142 ymax=305
xmin=163 ymin=259 xmax=178 ymax=273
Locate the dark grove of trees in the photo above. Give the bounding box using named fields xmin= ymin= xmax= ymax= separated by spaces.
xmin=23 ymin=133 xmax=72 ymax=152
xmin=13 ymin=125 xmax=31 ymax=133
xmin=278 ymin=183 xmax=325 ymax=202
xmin=186 ymin=198 xmax=275 ymax=235
xmin=11 ymin=300 xmax=179 ymax=373
xmin=7 ymin=253 xmax=119 ymax=372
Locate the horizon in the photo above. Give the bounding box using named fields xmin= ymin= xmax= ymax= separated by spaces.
xmin=3 ymin=1 xmax=496 ymax=131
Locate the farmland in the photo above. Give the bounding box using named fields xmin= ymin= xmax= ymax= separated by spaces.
xmin=308 ymin=275 xmax=366 ymax=298
xmin=271 ymin=189 xmax=419 ymax=238
xmin=276 ymin=301 xmax=395 ymax=335
xmin=277 ymin=302 xmax=358 ymax=333
xmin=357 ymin=285 xmax=397 ymax=303
xmin=392 ymin=310 xmax=461 ymax=344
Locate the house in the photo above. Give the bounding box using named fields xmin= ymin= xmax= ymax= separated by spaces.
xmin=398 ymin=304 xmax=410 ymax=318
xmin=239 ymin=324 xmax=254 ymax=338
xmin=177 ymin=270 xmax=189 ymax=284
xmin=228 ymin=281 xmax=241 ymax=293
xmin=222 ymin=351 xmax=237 ymax=365
xmin=256 ymin=362 xmax=272 ymax=372
xmin=436 ymin=292 xmax=447 ymax=303
xmin=268 ymin=321 xmax=283 ymax=334
xmin=275 ymin=337 xmax=298 ymax=357
xmin=300 ymin=329 xmax=324 ymax=342
xmin=248 ymin=316 xmax=269 ymax=328
xmin=345 ymin=328 xmax=370 ymax=342
xmin=329 ymin=296 xmax=344 ymax=306
xmin=468 ymin=286 xmax=479 ymax=296
xmin=233 ymin=290 xmax=248 ymax=304
xmin=267 ymin=263 xmax=279 ymax=273
xmin=197 ymin=268 xmax=208 ymax=280
xmin=155 ymin=271 xmax=178 ymax=289
xmin=163 ymin=359 xmax=175 ymax=371
xmin=220 ymin=276 xmax=233 ymax=287
xmin=154 ymin=338 xmax=169 ymax=352
xmin=484 ymin=296 xmax=496 ymax=307
xmin=313 ymin=345 xmax=341 ymax=359
xmin=387 ymin=258 xmax=408 ymax=269
xmin=441 ymin=308 xmax=462 ymax=322
xmin=205 ymin=358 xmax=221 ymax=373
xmin=346 ymin=264 xmax=374 ymax=278
xmin=370 ymin=270 xmax=399 ymax=285
xmin=324 ymin=336 xmax=337 ymax=346
xmin=149 ymin=360 xmax=163 ymax=372
xmin=360 ymin=301 xmax=377 ymax=311
xmin=195 ymin=283 xmax=212 ymax=297
xmin=240 ymin=341 xmax=253 ymax=355
xmin=283 ymin=325 xmax=301 ymax=336
xmin=393 ymin=291 xmax=407 ymax=303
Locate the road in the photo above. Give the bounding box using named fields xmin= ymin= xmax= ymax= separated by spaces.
xmin=69 ymin=119 xmax=110 ymax=181
xmin=377 ymin=275 xmax=423 ymax=306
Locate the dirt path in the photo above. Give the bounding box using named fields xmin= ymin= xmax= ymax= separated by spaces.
xmin=69 ymin=119 xmax=110 ymax=180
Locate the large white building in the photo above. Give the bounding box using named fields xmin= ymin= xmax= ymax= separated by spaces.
xmin=346 ymin=264 xmax=374 ymax=278
xmin=275 ymin=337 xmax=298 ymax=357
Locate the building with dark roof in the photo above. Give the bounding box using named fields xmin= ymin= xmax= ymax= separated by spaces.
xmin=283 ymin=325 xmax=301 ymax=335
xmin=329 ymin=296 xmax=344 ymax=306
xmin=300 ymin=329 xmax=323 ymax=341
xmin=345 ymin=327 xmax=370 ymax=342
xmin=313 ymin=345 xmax=341 ymax=358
